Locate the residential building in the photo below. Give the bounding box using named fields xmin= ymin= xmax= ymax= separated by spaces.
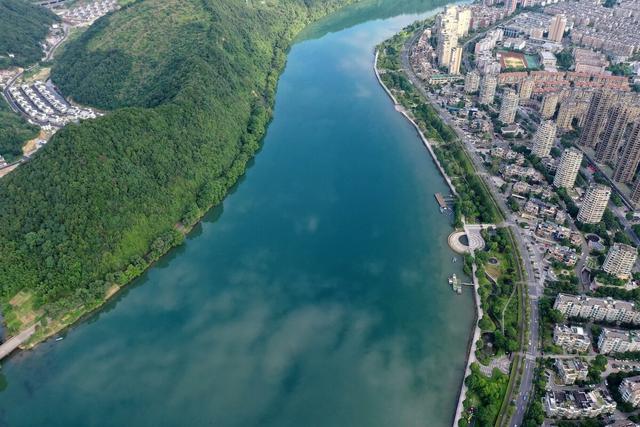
xmin=518 ymin=77 xmax=534 ymax=101
xmin=613 ymin=123 xmax=640 ymax=183
xmin=598 ymin=328 xmax=640 ymax=354
xmin=499 ymin=88 xmax=519 ymax=124
xmin=449 ymin=46 xmax=463 ymax=75
xmin=479 ymin=74 xmax=497 ymax=105
xmin=548 ymin=14 xmax=567 ymax=43
xmin=554 ymin=324 xmax=590 ymax=353
xmin=594 ymin=104 xmax=631 ymax=164
xmin=540 ymin=92 xmax=559 ymax=119
xmin=632 ymin=178 xmax=640 ymax=206
xmin=577 ymin=184 xmax=610 ymax=224
xmin=457 ymin=8 xmax=471 ymax=37
xmin=544 ymin=389 xmax=616 ymax=418
xmin=557 ymin=100 xmax=589 ymax=132
xmin=620 ymin=376 xmax=640 ymax=408
xmin=532 ymin=120 xmax=556 ymax=158
xmin=608 ymin=421 xmax=639 ymax=427
xmin=555 ymin=358 xmax=589 ymax=385
xmin=553 ymin=293 xmax=639 ymax=324
xmin=603 ymin=243 xmax=638 ymax=278
xmin=579 ymin=90 xmax=619 ymax=148
xmin=436 ymin=6 xmax=459 ymax=67
xmin=574 ymin=48 xmax=608 ymax=74
xmin=539 ymin=51 xmax=558 ymax=70
xmin=464 ymin=70 xmax=480 ymax=93
xmin=505 ymin=0 xmax=517 ymax=15
xmin=553 ymin=148 xmax=582 ymax=189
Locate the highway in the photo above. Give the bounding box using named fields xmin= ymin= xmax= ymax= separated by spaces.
xmin=400 ymin=29 xmax=541 ymax=427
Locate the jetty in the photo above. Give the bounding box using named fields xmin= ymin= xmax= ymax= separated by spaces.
xmin=448 ymin=274 xmax=461 ymax=294
xmin=435 ymin=192 xmax=448 ymax=210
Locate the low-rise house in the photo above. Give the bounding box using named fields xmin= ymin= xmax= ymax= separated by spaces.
xmin=569 ymin=231 xmax=582 ymax=247
xmin=536 ymin=221 xmax=556 ymax=239
xmin=555 ymin=210 xmax=567 ymax=225
xmin=619 ymin=375 xmax=640 ymax=407
xmin=500 ymin=124 xmax=524 ymax=137
xmin=555 ymin=358 xmax=589 ymax=385
xmin=543 ymin=389 xmax=616 ymax=418
xmin=548 ymin=245 xmax=578 ymax=266
xmin=554 ymin=324 xmax=591 ymax=353
xmin=512 ymin=180 xmax=531 ymax=195
xmin=524 ymin=198 xmax=557 ymax=219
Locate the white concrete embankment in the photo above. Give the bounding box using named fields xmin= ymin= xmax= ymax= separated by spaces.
xmin=373 ymin=50 xmax=458 ymax=196
xmin=374 ymin=49 xmax=481 ymax=427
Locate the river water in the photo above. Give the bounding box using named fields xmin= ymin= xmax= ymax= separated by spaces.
xmin=0 ymin=1 xmax=474 ymax=425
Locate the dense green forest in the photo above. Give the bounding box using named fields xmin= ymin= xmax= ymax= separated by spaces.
xmin=0 ymin=97 xmax=39 ymax=162
xmin=0 ymin=0 xmax=59 ymax=67
xmin=0 ymin=0 xmax=352 ymax=328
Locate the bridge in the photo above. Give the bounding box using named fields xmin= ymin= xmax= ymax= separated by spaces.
xmin=0 ymin=325 xmax=36 ymax=361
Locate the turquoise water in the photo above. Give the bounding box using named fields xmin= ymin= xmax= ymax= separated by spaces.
xmin=0 ymin=1 xmax=474 ymax=426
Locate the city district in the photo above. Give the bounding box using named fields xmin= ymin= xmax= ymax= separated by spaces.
xmin=406 ymin=0 xmax=640 ymax=426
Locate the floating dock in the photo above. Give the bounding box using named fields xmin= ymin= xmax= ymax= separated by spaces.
xmin=435 ymin=192 xmax=448 ymax=210
xmin=448 ymin=274 xmax=462 ymax=294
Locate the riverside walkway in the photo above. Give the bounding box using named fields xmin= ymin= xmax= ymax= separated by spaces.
xmin=0 ymin=325 xmax=36 ymax=361
xmin=375 ymin=46 xmax=490 ymax=427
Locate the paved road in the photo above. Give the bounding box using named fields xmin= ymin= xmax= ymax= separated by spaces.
xmin=401 ymin=31 xmax=541 ymax=427
xmin=0 ymin=324 xmax=36 ymax=361
xmin=45 ymin=24 xmax=70 ymax=62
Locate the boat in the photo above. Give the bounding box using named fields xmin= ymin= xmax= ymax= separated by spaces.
xmin=55 ymin=337 xmax=63 ymax=341
xmin=452 ymin=257 xmax=457 ymax=263
xmin=448 ymin=274 xmax=462 ymax=294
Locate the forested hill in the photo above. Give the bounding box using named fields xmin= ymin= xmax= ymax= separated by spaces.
xmin=0 ymin=0 xmax=350 ymax=331
xmin=0 ymin=0 xmax=59 ymax=67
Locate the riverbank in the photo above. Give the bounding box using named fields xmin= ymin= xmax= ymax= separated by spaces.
xmin=0 ymin=0 xmax=363 ymax=361
xmin=375 ymin=38 xmax=481 ymax=427
xmin=373 ymin=50 xmax=458 ymax=197
xmin=375 ymin=23 xmax=527 ymax=427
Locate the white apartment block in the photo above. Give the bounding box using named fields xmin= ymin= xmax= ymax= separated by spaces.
xmin=620 ymin=375 xmax=640 ymax=407
xmin=603 ymin=243 xmax=638 ymax=278
xmin=554 ymin=324 xmax=591 ymax=353
xmin=553 ymin=148 xmax=582 ymax=189
xmin=598 ymin=328 xmax=640 ymax=354
xmin=464 ymin=70 xmax=480 ymax=93
xmin=554 ymin=293 xmax=639 ymax=324
xmin=479 ymin=74 xmax=497 ymax=105
xmin=498 ymin=88 xmax=519 ymax=124
xmin=532 ymin=120 xmax=557 ymax=158
xmin=555 ymin=358 xmax=589 ymax=385
xmin=577 ymin=184 xmax=611 ymax=224
xmin=544 ymin=389 xmax=616 ymax=418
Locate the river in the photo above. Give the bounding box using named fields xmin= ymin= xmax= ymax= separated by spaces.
xmin=0 ymin=1 xmax=474 ymax=425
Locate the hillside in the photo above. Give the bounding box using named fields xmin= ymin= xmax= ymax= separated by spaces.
xmin=0 ymin=0 xmax=59 ymax=67
xmin=0 ymin=97 xmax=39 ymax=162
xmin=0 ymin=0 xmax=350 ymax=336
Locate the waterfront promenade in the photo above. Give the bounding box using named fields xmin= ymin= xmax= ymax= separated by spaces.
xmin=374 ymin=50 xmax=458 ymax=197
xmin=375 ymin=47 xmax=490 ymax=427
xmin=451 ymin=261 xmax=483 ymax=427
